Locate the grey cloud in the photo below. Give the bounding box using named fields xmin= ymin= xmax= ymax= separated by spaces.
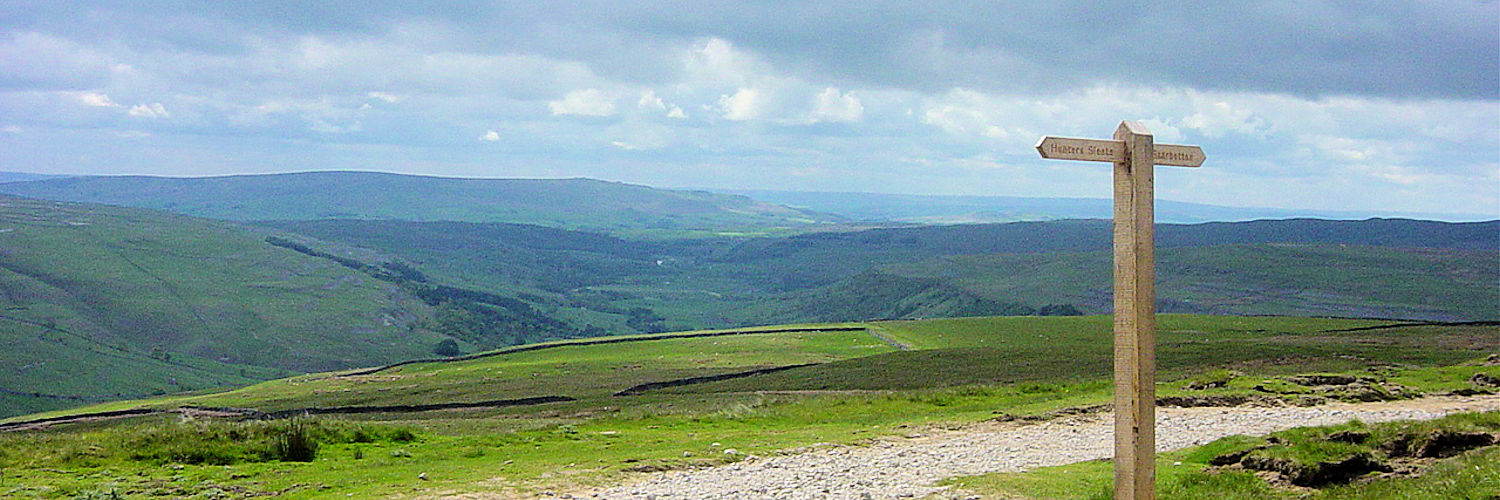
xmin=5 ymin=1 xmax=1494 ymax=99
xmin=616 ymin=1 xmax=1499 ymax=99
xmin=0 ymin=0 xmax=1493 ymax=216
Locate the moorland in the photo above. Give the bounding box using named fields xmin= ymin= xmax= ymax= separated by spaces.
xmin=0 ymin=171 xmax=1495 ymax=498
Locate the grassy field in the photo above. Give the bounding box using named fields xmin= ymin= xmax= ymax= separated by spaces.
xmin=2 ymin=315 xmax=1495 ymax=498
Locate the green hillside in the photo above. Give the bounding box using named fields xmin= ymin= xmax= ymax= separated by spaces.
xmin=3 ymin=316 xmax=1495 ymax=498
xmin=0 ymin=196 xmax=451 ymax=417
xmin=0 ymin=172 xmax=837 ymax=234
xmin=883 ymin=243 xmax=1500 ymax=320
xmin=263 ymin=218 xmax=1500 ymax=329
xmin=4 ymin=194 xmax=1492 ymax=420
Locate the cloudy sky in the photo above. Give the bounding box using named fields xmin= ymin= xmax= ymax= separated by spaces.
xmin=1 ymin=1 xmax=1496 ymax=216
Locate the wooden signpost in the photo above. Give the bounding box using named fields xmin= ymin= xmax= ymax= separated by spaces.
xmin=1035 ymin=122 xmax=1204 ymax=500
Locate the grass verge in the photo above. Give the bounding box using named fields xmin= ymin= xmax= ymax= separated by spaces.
xmin=942 ymin=411 xmax=1500 ymax=499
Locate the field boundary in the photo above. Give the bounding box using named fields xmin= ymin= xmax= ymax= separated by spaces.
xmin=1320 ymin=320 xmax=1500 ymax=333
xmin=0 ymin=396 xmax=579 ymax=432
xmin=614 ymin=363 xmax=821 ymax=396
xmin=339 ymin=326 xmax=869 ymax=376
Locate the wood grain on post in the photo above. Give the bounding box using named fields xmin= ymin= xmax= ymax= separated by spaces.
xmin=1111 ymin=121 xmax=1156 ymax=500
xmin=1036 ymin=122 xmax=1201 ymax=499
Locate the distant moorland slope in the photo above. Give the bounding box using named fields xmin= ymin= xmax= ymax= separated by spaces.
xmin=0 ymin=171 xmax=837 ymax=234
xmin=727 ymin=189 xmax=1496 ymax=224
xmin=265 ymin=217 xmax=1499 ymax=332
xmin=0 ymin=195 xmax=453 ymax=416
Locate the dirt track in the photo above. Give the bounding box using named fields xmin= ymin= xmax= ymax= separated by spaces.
xmin=586 ymin=395 xmax=1500 ymax=500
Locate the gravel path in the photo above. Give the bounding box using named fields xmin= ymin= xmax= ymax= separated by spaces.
xmin=588 ymin=395 xmax=1500 ymax=500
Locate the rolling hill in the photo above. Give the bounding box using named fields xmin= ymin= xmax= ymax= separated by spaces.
xmin=0 ymin=171 xmax=838 ymax=234
xmin=727 ymin=189 xmax=1497 ymax=224
xmin=3 ymin=187 xmax=1494 ymax=418
xmin=881 ymin=243 xmax=1500 ymax=320
xmin=262 ymin=217 xmax=1500 ymax=331
xmin=0 ymin=195 xmax=456 ymax=417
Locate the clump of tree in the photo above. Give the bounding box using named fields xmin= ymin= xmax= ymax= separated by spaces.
xmin=265 ymin=236 xmax=426 ymax=283
xmin=625 ymin=307 xmax=667 ymax=333
xmin=267 ymin=236 xmax=605 ymax=348
xmin=1037 ymin=304 xmax=1083 ymax=316
xmin=432 ymin=339 xmax=463 ymax=357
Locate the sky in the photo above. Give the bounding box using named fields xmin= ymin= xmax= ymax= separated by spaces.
xmin=1 ymin=1 xmax=1497 ymax=217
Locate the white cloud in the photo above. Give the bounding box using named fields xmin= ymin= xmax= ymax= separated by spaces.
xmin=128 ymin=102 xmax=170 ymax=119
xmin=718 ymin=88 xmax=765 ymax=121
xmin=2 ymin=125 xmax=20 ymax=134
xmin=806 ymin=87 xmax=864 ymax=124
xmin=75 ymin=92 xmax=119 ymax=108
xmin=683 ymin=38 xmax=761 ymax=88
xmin=0 ymin=25 xmax=1491 ymax=216
xmin=227 ymin=96 xmax=369 ymax=134
xmin=366 ymin=91 xmax=403 ymax=103
xmin=548 ymin=89 xmax=616 ymax=116
xmin=638 ymin=90 xmax=666 ymax=110
xmin=1180 ymin=100 xmax=1269 ymax=138
xmin=923 ymin=102 xmax=1009 ymax=140
xmin=638 ymin=90 xmax=688 ymax=119
xmin=307 ymin=117 xmax=360 ymax=133
xmin=1139 ymin=118 xmax=1183 ymax=143
xmin=1295 ymin=135 xmax=1417 ymax=167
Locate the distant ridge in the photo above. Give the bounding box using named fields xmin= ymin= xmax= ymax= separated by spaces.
xmin=722 ymin=189 xmax=1496 ymax=224
xmin=0 ymin=171 xmax=837 ymax=233
xmin=0 ymin=172 xmax=69 ymax=184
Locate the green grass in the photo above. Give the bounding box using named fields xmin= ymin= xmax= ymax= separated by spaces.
xmin=0 ymin=324 xmax=887 ymax=421
xmin=672 ymin=316 xmax=1488 ymax=394
xmin=945 ymin=412 xmax=1500 ymax=499
xmin=1 ymin=316 xmax=1494 ymax=498
xmin=13 ymin=315 xmax=1494 ymax=422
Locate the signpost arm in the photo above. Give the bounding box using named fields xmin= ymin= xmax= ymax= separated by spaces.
xmin=1111 ymin=121 xmax=1157 ymax=500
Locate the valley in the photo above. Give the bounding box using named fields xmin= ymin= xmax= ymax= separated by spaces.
xmin=0 ymin=172 xmax=1494 ymax=498
xmin=0 ymin=175 xmax=1495 ymax=419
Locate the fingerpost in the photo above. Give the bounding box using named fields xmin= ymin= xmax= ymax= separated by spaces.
xmin=1035 ymin=121 xmax=1204 ymax=500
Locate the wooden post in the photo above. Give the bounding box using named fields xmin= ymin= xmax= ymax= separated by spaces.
xmin=1035 ymin=122 xmax=1202 ymax=500
xmin=1111 ymin=121 xmax=1156 ymax=500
